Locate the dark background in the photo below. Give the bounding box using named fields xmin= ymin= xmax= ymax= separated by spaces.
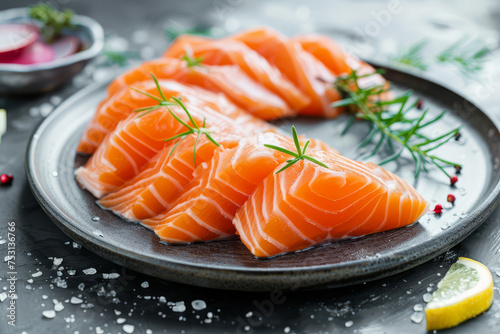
xmin=1 ymin=0 xmax=500 ymax=333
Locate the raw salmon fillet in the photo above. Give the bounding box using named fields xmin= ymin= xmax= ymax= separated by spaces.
xmin=97 ymin=126 xmax=249 ymax=221
xmin=77 ymin=79 xmax=263 ymax=155
xmin=106 ymin=57 xmax=293 ymax=120
xmin=141 ymin=133 xmax=337 ymax=243
xmin=294 ymin=34 xmax=390 ymax=94
xmin=75 ymin=97 xmax=274 ymax=198
xmin=233 ymin=150 xmax=429 ymax=257
xmin=230 ymin=27 xmax=343 ymax=117
xmin=163 ymin=36 xmax=310 ymax=111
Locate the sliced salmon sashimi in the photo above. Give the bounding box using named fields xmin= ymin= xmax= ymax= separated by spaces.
xmin=233 ymin=150 xmax=429 ymax=257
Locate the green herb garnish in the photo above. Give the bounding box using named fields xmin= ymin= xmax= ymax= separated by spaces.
xmin=164 ymin=26 xmax=213 ymax=41
xmin=333 ymin=70 xmax=461 ymax=179
xmin=181 ymin=47 xmax=205 ymax=69
xmin=391 ymin=40 xmax=428 ymax=71
xmin=29 ymin=2 xmax=73 ymax=43
xmin=436 ymin=38 xmax=489 ymax=77
xmin=264 ymin=126 xmax=329 ymax=173
xmin=392 ymin=37 xmax=489 ymax=76
xmin=131 ymin=74 xmax=219 ymax=167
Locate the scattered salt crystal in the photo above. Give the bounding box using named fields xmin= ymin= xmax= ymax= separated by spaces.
xmin=141 ymin=281 xmax=149 ymax=288
xmin=83 ymin=268 xmax=97 ymax=275
xmin=42 ymin=295 xmax=48 ymax=300
xmin=191 ymin=299 xmax=207 ymax=310
xmin=95 ymin=326 xmax=104 ymax=334
xmin=345 ymin=320 xmax=353 ymax=328
xmin=103 ymin=273 xmax=120 ymax=279
xmin=92 ymin=216 xmax=100 ymax=221
xmin=73 ymin=242 xmax=82 ymax=249
xmin=159 ymin=296 xmax=166 ymax=303
xmin=443 ymin=202 xmax=453 ymax=210
xmin=27 ymin=279 xmax=33 ymax=284
xmin=114 ymin=309 xmax=121 ymax=316
xmin=0 ymin=240 xmax=6 ymax=245
xmin=246 ymin=311 xmax=253 ymax=318
xmin=411 ymin=311 xmax=424 ymax=324
xmin=50 ymin=96 xmax=62 ymax=106
xmin=81 ymin=303 xmax=94 ymax=309
xmin=68 ymin=270 xmax=76 ymax=276
xmin=26 ymin=285 xmax=32 ymax=290
xmin=146 ymin=330 xmax=153 ymax=334
xmin=55 ymin=303 xmax=65 ymax=312
xmin=53 ymin=257 xmax=63 ymax=266
xmin=29 ymin=106 xmax=40 ymax=117
xmin=78 ymin=283 xmax=85 ymax=291
xmin=413 ymin=304 xmax=423 ymax=312
xmin=117 ymin=318 xmax=127 ymax=324
xmin=40 ymin=103 xmax=54 ymax=117
xmin=172 ymin=301 xmax=186 ymax=313
xmin=71 ymin=297 xmax=83 ymax=305
xmin=284 ymin=326 xmax=291 ymax=333
xmin=42 ymin=310 xmax=56 ymax=319
xmin=0 ymin=292 xmax=7 ymax=302
xmin=32 ymin=271 xmax=43 ymax=277
xmin=423 ymin=293 xmax=433 ymax=302
xmin=123 ymin=324 xmax=135 ymax=334
xmin=207 ymin=312 xmax=213 ymax=319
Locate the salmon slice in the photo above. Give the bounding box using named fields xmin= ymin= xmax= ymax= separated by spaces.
xmin=77 ymin=79 xmax=263 ymax=155
xmin=75 ymin=97 xmax=274 ymax=198
xmin=233 ymin=150 xmax=429 ymax=257
xmin=143 ymin=133 xmax=338 ymax=243
xmin=293 ymin=34 xmax=389 ymax=92
xmin=230 ymin=27 xmax=343 ymax=117
xmin=106 ymin=57 xmax=293 ymax=120
xmin=163 ymin=36 xmax=310 ymax=110
xmin=97 ymin=125 xmax=249 ymax=222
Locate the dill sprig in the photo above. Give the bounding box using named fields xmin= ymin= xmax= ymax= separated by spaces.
xmin=333 ymin=70 xmax=461 ymax=179
xmin=436 ymin=38 xmax=489 ymax=76
xmin=131 ymin=74 xmax=219 ymax=167
xmin=264 ymin=126 xmax=329 ymax=173
xmin=391 ymin=40 xmax=428 ymax=71
xmin=392 ymin=38 xmax=489 ymax=76
xmin=29 ymin=2 xmax=74 ymax=43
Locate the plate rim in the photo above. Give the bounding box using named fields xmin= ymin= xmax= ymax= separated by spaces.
xmin=25 ymin=64 xmax=500 ymax=290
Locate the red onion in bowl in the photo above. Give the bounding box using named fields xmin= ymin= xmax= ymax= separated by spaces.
xmin=0 ymin=24 xmax=38 ymax=62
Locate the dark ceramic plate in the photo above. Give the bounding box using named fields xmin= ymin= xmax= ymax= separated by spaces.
xmin=26 ymin=65 xmax=500 ymax=291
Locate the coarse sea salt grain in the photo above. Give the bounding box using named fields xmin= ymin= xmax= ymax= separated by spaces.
xmin=42 ymin=310 xmax=56 ymax=319
xmin=123 ymin=324 xmax=135 ymax=333
xmin=32 ymin=271 xmax=43 ymax=277
xmin=191 ymin=299 xmax=207 ymax=310
xmin=53 ymin=257 xmax=63 ymax=266
xmin=71 ymin=297 xmax=83 ymax=305
xmin=141 ymin=281 xmax=149 ymax=288
xmin=117 ymin=318 xmax=127 ymax=324
xmin=83 ymin=268 xmax=97 ymax=275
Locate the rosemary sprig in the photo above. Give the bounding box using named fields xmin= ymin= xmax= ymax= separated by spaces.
xmin=436 ymin=38 xmax=489 ymax=76
xmin=392 ymin=37 xmax=489 ymax=76
xmin=333 ymin=70 xmax=461 ymax=179
xmin=392 ymin=40 xmax=428 ymax=71
xmin=181 ymin=46 xmax=205 ymax=69
xmin=29 ymin=2 xmax=74 ymax=43
xmin=131 ymin=74 xmax=219 ymax=167
xmin=264 ymin=126 xmax=329 ymax=173
xmin=164 ymin=26 xmax=212 ymax=41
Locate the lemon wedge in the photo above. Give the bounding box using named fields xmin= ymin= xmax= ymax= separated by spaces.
xmin=425 ymin=257 xmax=493 ymax=331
